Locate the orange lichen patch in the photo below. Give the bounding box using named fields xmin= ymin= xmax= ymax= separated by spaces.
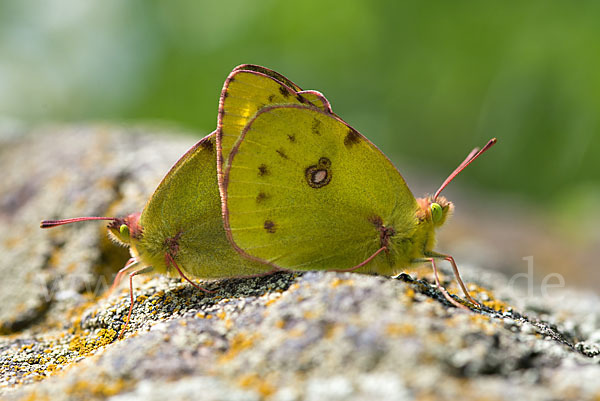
xmin=68 ymin=329 xmax=117 ymax=356
xmin=65 ymin=378 xmax=129 ymax=398
xmin=385 ymin=323 xmax=416 ymax=337
xmin=219 ymin=333 xmax=258 ymax=363
xmin=216 ymin=311 xmax=227 ymax=320
xmin=274 ymin=319 xmax=286 ymax=329
xmin=237 ymin=373 xmax=276 ymax=397
xmin=330 ymin=278 xmax=355 ymax=288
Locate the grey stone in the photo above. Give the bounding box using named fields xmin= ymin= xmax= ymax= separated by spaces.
xmin=0 ymin=126 xmax=599 ymax=401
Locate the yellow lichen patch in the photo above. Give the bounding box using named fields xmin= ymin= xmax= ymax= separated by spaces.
xmin=65 ymin=378 xmax=129 ymax=398
xmin=330 ymin=278 xmax=355 ymax=288
xmin=302 ymin=310 xmax=320 ymax=320
xmin=216 ymin=311 xmax=227 ymax=320
xmin=467 ymin=314 xmax=498 ymax=336
xmin=219 ymin=333 xmax=257 ymax=363
xmin=3 ymin=235 xmax=22 ymax=249
xmin=404 ymin=287 xmax=416 ymax=300
xmin=265 ymin=298 xmax=279 ymax=307
xmin=324 ymin=322 xmax=341 ymax=339
xmin=18 ymin=390 xmax=50 ymax=401
xmin=68 ymin=329 xmax=117 ymax=356
xmin=237 ymin=373 xmax=276 ymax=397
xmin=274 ymin=319 xmax=286 ymax=329
xmin=288 ymin=328 xmax=305 ymax=338
xmin=385 ymin=323 xmax=416 ymax=337
xmin=469 ymin=284 xmax=510 ymax=311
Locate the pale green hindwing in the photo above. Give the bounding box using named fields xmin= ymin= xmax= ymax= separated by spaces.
xmin=223 ymin=105 xmax=419 ymax=274
xmin=137 ymin=133 xmax=271 ymax=278
xmin=216 ymin=67 xmax=332 ymax=180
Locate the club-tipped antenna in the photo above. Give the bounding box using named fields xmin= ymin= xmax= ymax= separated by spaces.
xmin=434 ymin=138 xmax=497 ymax=200
xmin=40 ymin=217 xmax=117 ymax=229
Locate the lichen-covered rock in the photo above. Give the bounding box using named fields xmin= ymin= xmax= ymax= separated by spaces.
xmin=0 ymin=125 xmax=599 ymax=401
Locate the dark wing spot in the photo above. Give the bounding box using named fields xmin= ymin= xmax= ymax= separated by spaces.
xmin=368 ymin=215 xmax=383 ymax=228
xmin=258 ymin=164 xmax=269 ymax=176
xmin=223 ymin=91 xmax=229 ymax=99
xmin=276 ymin=149 xmax=289 ymax=159
xmin=256 ymin=192 xmax=269 ymax=203
xmin=264 ymin=220 xmax=277 ymax=234
xmin=318 ymin=157 xmax=331 ymax=168
xmin=279 ymin=86 xmax=290 ymax=98
xmin=344 ymin=129 xmax=361 ymax=148
xmin=268 ymin=94 xmax=275 ymax=102
xmin=296 ymin=94 xmax=305 ymax=103
xmin=287 ymin=134 xmax=296 ymax=143
xmin=200 ymin=138 xmax=214 ymax=152
xmin=305 ymin=159 xmax=332 ymax=189
xmin=229 ymin=76 xmax=236 ymax=83
xmin=311 ymin=118 xmax=322 ymax=135
xmin=218 ymin=108 xmax=225 ymax=120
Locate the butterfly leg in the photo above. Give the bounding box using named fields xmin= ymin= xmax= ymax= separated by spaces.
xmin=411 ymin=257 xmax=469 ymax=310
xmin=164 ymin=253 xmax=216 ymax=294
xmin=334 ymin=246 xmax=387 ymax=272
xmin=118 ymin=265 xmax=154 ymax=339
xmin=106 ymin=258 xmax=139 ymax=297
xmin=426 ymin=251 xmax=481 ymax=307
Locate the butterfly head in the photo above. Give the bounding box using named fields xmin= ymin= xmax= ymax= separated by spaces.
xmin=417 ymin=196 xmax=453 ymax=227
xmin=107 ymin=212 xmax=142 ymax=246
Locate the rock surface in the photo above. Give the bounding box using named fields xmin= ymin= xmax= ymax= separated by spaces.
xmin=0 ymin=125 xmax=599 ymax=401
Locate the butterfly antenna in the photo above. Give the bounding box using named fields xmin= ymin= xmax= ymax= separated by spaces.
xmin=40 ymin=217 xmax=118 ymax=229
xmin=434 ymin=138 xmax=497 ymax=200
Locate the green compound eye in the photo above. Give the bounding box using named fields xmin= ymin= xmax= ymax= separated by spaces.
xmin=430 ymin=203 xmax=443 ymax=223
xmin=119 ymin=224 xmax=130 ymax=238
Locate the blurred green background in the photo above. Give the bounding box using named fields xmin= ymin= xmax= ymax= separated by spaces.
xmin=1 ymin=1 xmax=599 ymax=238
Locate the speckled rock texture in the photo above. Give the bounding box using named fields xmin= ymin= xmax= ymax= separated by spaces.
xmin=0 ymin=125 xmax=599 ymax=401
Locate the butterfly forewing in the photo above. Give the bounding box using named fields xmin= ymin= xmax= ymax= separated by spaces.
xmin=139 ymin=134 xmax=271 ymax=278
xmin=224 ymin=105 xmax=418 ymax=272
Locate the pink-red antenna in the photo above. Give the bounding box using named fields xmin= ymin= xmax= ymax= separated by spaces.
xmin=434 ymin=138 xmax=497 ymax=200
xmin=40 ymin=217 xmax=117 ymax=229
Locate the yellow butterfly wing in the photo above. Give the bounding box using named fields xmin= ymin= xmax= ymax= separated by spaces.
xmin=216 ymin=66 xmax=332 ymax=186
xmin=137 ymin=133 xmax=271 ymax=278
xmin=222 ymin=105 xmax=419 ymax=274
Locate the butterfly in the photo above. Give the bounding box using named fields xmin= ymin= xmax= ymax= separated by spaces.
xmin=41 ymin=65 xmax=496 ymax=339
xmin=216 ymin=65 xmax=496 ymax=309
xmin=39 ymin=65 xmax=338 ymax=338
